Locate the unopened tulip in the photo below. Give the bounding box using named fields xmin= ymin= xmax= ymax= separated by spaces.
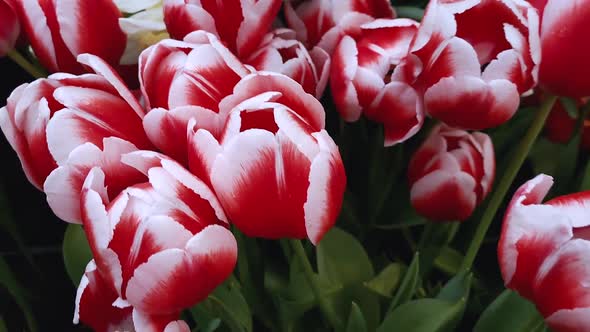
xmin=408 ymin=124 xmax=495 ymax=221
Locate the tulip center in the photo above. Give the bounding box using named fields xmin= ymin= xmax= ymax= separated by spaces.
xmin=573 ymin=225 xmax=590 ymax=241
xmin=240 ymin=109 xmax=279 ymax=134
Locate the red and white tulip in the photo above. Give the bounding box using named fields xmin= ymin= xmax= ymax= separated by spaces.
xmin=11 ymin=0 xmax=127 ymax=74
xmin=163 ymin=0 xmax=281 ymax=59
xmin=408 ymin=124 xmax=495 ymax=221
xmin=189 ymin=73 xmax=346 ymax=244
xmin=139 ymin=31 xmax=250 ymax=164
xmin=499 ymin=174 xmax=590 ymax=332
xmin=330 ymin=18 xmax=421 ymax=146
xmin=0 ymin=54 xmax=151 ymax=190
xmin=247 ymin=28 xmax=330 ymax=99
xmin=396 ymin=0 xmax=538 ymax=130
xmin=75 ymin=260 xmax=191 ymax=332
xmin=77 ymin=154 xmax=236 ymax=329
xmin=284 ymin=0 xmax=396 ymax=54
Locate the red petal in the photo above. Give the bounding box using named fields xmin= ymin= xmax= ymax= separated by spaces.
xmin=424 ymin=76 xmax=520 ymax=130
xmin=235 ymin=0 xmax=282 ymax=58
xmin=0 ymin=0 xmax=19 ymax=56
xmin=47 ymin=86 xmax=151 ymax=164
xmin=0 ymin=83 xmax=57 ymax=189
xmin=533 ymin=240 xmax=590 ymax=318
xmin=220 ymin=73 xmax=326 ymax=131
xmin=304 ymin=130 xmax=346 ymax=244
xmin=55 ymin=0 xmax=126 ymax=69
xmin=74 ymin=261 xmax=133 ymax=332
xmin=44 ymin=138 xmax=145 ymax=223
xmin=139 ymin=42 xmax=189 ymax=110
xmin=539 ymin=0 xmax=590 ymax=98
xmin=143 ymin=107 xmax=221 ymax=166
xmin=163 ymin=0 xmax=218 ymax=40
xmin=211 ymin=128 xmax=312 ymax=239
xmin=125 ymin=225 xmax=237 ymax=314
xmin=410 ymin=169 xmax=477 ymax=221
xmin=365 ymin=81 xmax=422 ymax=146
xmin=498 ymin=174 xmax=572 ymax=300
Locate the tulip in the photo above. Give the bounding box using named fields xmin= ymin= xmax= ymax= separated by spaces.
xmin=0 ymin=0 xmax=19 ymax=57
xmin=0 ymin=54 xmax=151 ymax=191
xmin=163 ymin=0 xmax=281 ymax=59
xmin=75 ymin=261 xmax=190 ymax=332
xmin=408 ymin=124 xmax=495 ymax=221
xmin=139 ymin=31 xmax=250 ymax=164
xmin=247 ymin=28 xmax=330 ymax=99
xmin=189 ymin=72 xmax=346 ymax=244
xmin=78 ymin=154 xmax=236 ymax=328
xmin=395 ymin=0 xmax=538 ymax=130
xmin=498 ymin=174 xmax=590 ymax=331
xmin=330 ymin=18 xmax=422 ymax=146
xmin=536 ymin=0 xmax=590 ymax=98
xmin=284 ymin=0 xmax=396 ymax=54
xmin=11 ymin=0 xmax=127 ymax=74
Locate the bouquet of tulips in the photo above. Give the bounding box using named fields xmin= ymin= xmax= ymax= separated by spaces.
xmin=1 ymin=0 xmax=589 ymax=331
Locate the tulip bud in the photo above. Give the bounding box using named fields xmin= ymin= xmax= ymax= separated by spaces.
xmin=408 ymin=124 xmax=495 ymax=221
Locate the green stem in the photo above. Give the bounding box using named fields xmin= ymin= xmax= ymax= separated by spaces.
xmin=288 ymin=239 xmax=343 ymax=330
xmin=460 ymin=95 xmax=558 ymax=271
xmin=7 ymin=50 xmax=46 ymax=79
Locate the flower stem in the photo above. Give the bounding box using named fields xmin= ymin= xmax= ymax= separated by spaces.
xmin=7 ymin=50 xmax=46 ymax=79
xmin=460 ymin=95 xmax=558 ymax=271
xmin=288 ymin=239 xmax=343 ymax=330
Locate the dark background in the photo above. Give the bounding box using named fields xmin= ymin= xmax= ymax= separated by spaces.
xmin=0 ymin=58 xmax=82 ymax=331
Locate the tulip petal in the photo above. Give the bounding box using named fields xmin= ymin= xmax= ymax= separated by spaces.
xmin=498 ymin=174 xmax=573 ymax=300
xmin=304 ymin=130 xmax=346 ymax=244
xmin=74 ymin=261 xmax=133 ymax=331
xmin=44 ymin=138 xmax=144 ymax=223
xmin=125 ymin=225 xmax=237 ymax=315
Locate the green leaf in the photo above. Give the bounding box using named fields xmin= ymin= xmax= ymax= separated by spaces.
xmin=0 ymin=316 xmax=6 ymax=332
xmin=580 ymin=158 xmax=590 ymax=191
xmin=436 ymin=271 xmax=472 ymax=303
xmin=474 ymin=290 xmax=544 ymax=332
xmin=345 ymin=302 xmax=367 ymax=332
xmin=233 ymin=230 xmax=276 ymax=330
xmin=317 ymin=228 xmax=374 ymax=284
xmin=317 ymin=228 xmax=380 ymax=330
xmin=62 ymin=224 xmax=93 ymax=286
xmin=364 ymin=263 xmax=403 ymax=298
xmin=191 ymin=276 xmax=252 ymax=332
xmin=0 ymin=257 xmax=37 ymax=332
xmin=379 ymin=267 xmax=471 ymax=332
xmin=559 ymin=97 xmax=579 ymax=118
xmin=275 ymin=270 xmax=341 ymax=325
xmin=387 ymin=252 xmax=420 ymax=314
xmin=433 ymin=247 xmax=463 ymax=276
xmin=377 ymin=298 xmax=466 ymax=332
